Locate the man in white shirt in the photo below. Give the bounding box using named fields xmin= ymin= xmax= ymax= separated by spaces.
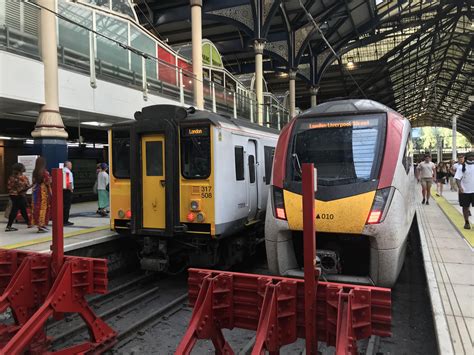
xmin=63 ymin=161 xmax=74 ymax=226
xmin=450 ymin=154 xmax=464 ymax=177
xmin=455 ymin=151 xmax=474 ymax=229
xmin=417 ymin=154 xmax=436 ymax=205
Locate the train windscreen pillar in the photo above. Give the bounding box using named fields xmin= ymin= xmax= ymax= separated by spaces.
xmin=51 ymin=168 xmax=64 ymax=275
xmin=302 ymin=163 xmax=318 ymax=354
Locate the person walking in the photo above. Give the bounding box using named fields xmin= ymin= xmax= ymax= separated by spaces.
xmin=454 ymin=151 xmax=474 ymax=229
xmin=5 ymin=163 xmax=31 ymax=232
xmin=63 ymin=161 xmax=74 ymax=226
xmin=97 ymin=163 xmax=109 ymax=217
xmin=417 ymin=154 xmax=436 ymax=205
xmin=436 ymin=162 xmax=448 ymax=197
xmin=31 ymin=157 xmax=52 ymax=233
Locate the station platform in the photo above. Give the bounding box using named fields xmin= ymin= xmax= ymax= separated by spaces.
xmin=0 ymin=201 xmax=118 ymax=253
xmin=417 ymin=187 xmax=473 ymax=354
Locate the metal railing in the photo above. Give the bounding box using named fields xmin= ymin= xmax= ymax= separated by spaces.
xmin=0 ymin=23 xmax=290 ymax=129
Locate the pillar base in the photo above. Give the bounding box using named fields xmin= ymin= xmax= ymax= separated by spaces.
xmin=33 ymin=138 xmax=68 ymax=171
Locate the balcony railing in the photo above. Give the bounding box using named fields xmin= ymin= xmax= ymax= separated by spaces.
xmin=0 ymin=0 xmax=290 ymax=129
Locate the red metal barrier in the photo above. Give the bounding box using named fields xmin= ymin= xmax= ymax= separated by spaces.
xmin=176 ymin=164 xmax=392 ymax=354
xmin=0 ymin=169 xmax=117 ymax=353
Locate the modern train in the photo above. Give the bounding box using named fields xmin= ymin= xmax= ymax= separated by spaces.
xmin=109 ymin=105 xmax=278 ymax=272
xmin=265 ymin=99 xmax=416 ymax=287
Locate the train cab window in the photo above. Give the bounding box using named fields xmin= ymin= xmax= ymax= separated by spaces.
xmin=234 ymin=146 xmax=244 ymax=181
xmin=264 ymin=146 xmax=275 ymax=184
xmin=180 ymin=126 xmax=211 ymax=179
xmin=112 ymin=129 xmax=130 ymax=179
xmin=249 ymin=155 xmax=256 ymax=183
xmin=402 ymin=134 xmax=413 ymax=174
xmin=145 ymin=141 xmax=163 ymax=176
xmin=291 ymin=114 xmax=386 ymax=185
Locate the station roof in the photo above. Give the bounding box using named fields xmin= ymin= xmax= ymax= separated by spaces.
xmin=135 ymin=0 xmax=473 ymax=142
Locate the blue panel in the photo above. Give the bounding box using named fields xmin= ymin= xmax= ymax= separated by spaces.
xmin=33 ymin=139 xmax=68 ymax=171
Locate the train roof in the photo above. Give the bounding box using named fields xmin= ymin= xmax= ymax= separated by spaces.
xmin=299 ymin=99 xmax=401 ymax=118
xmin=130 ymin=105 xmax=280 ymax=135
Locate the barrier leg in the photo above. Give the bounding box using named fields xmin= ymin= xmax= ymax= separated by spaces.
xmin=252 ymin=283 xmax=278 ymax=355
xmin=2 ymin=260 xmax=116 ymax=354
xmin=335 ymin=292 xmax=356 ymax=355
xmin=175 ymin=275 xmax=234 ymax=355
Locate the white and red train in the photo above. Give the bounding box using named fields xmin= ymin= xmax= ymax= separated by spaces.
xmin=265 ymin=99 xmax=416 ymax=287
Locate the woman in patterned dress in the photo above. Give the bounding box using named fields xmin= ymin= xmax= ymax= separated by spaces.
xmin=31 ymin=157 xmax=51 ymax=233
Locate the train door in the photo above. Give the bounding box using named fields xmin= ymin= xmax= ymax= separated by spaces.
xmin=246 ymin=140 xmax=258 ymax=220
xmin=141 ymin=134 xmax=166 ymax=229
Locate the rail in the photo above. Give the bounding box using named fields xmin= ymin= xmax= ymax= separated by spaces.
xmin=0 ymin=20 xmax=289 ymax=129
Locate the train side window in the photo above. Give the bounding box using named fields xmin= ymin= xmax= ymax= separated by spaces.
xmin=264 ymin=146 xmax=275 ymax=185
xmin=402 ymin=134 xmax=413 ymax=174
xmin=249 ymin=155 xmax=256 ymax=183
xmin=146 ymin=141 xmax=163 ymax=176
xmin=234 ymin=146 xmax=244 ymax=181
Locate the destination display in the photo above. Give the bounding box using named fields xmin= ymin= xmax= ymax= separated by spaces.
xmin=303 ymin=118 xmax=378 ymax=130
xmin=181 ymin=126 xmax=210 ymax=137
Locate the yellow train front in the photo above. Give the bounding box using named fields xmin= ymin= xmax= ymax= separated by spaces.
xmin=109 ymin=105 xmax=278 ymax=271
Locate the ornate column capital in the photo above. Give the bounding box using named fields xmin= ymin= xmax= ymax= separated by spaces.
xmin=288 ymin=69 xmax=297 ymax=80
xmin=190 ymin=0 xmax=202 ymax=7
xmin=310 ymin=85 xmax=320 ymax=95
xmin=254 ymin=40 xmax=265 ymax=55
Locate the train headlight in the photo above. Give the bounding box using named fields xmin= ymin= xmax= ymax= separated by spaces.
xmin=118 ymin=209 xmax=125 ymax=218
xmin=272 ymin=187 xmax=287 ymax=220
xmin=196 ymin=212 xmax=205 ymax=223
xmin=125 ymin=210 xmax=132 ymax=219
xmin=186 ymin=212 xmax=196 ymax=222
xmin=366 ymin=187 xmax=394 ymax=224
xmin=190 ymin=200 xmax=200 ymax=211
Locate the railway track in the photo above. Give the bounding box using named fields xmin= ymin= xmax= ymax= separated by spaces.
xmin=49 ymin=271 xmax=188 ymax=352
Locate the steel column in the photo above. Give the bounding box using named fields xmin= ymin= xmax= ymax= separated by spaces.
xmin=302 ymin=163 xmax=318 ymax=354
xmin=51 ymin=168 xmax=64 ymax=275
xmin=452 ymin=116 xmax=457 ymax=160
xmin=289 ymin=70 xmax=297 ymax=118
xmin=254 ymin=40 xmax=265 ymax=125
xmin=190 ymin=0 xmax=204 ymax=109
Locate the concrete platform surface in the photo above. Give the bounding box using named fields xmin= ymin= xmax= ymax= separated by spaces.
xmin=0 ymin=201 xmax=117 ymax=252
xmin=417 ymin=184 xmax=473 ymax=355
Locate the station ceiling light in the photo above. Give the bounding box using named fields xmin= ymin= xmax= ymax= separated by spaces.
xmin=81 ymin=121 xmax=112 ymax=127
xmin=347 ymin=57 xmax=355 ymax=69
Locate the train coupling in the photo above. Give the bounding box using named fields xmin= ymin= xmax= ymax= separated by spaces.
xmin=316 ymin=249 xmax=341 ymax=274
xmin=140 ymin=238 xmax=169 ymax=272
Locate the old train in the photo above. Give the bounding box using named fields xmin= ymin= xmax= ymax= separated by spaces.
xmin=109 ymin=105 xmax=278 ymax=271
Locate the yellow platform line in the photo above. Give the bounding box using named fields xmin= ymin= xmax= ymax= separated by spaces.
xmin=2 ymin=225 xmax=111 ymax=250
xmin=431 ymin=192 xmax=474 ymax=248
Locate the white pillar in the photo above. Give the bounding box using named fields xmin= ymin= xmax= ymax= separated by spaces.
xmin=211 ymin=83 xmax=217 ymax=113
xmin=32 ymin=0 xmax=67 ymax=139
xmin=254 ymin=40 xmax=265 ymax=125
xmin=289 ymin=69 xmax=297 ymax=118
xmin=452 ymin=116 xmax=457 ymax=161
xmin=310 ymin=85 xmax=319 ymax=108
xmin=191 ymin=0 xmax=203 ymax=110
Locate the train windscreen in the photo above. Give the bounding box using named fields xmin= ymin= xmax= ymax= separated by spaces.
xmin=180 ymin=126 xmax=211 ymax=179
xmin=291 ymin=114 xmax=386 ymax=185
xmin=112 ymin=129 xmax=130 ymax=179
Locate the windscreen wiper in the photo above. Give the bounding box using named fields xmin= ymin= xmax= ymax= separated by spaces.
xmin=292 ymin=153 xmax=302 ymax=180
